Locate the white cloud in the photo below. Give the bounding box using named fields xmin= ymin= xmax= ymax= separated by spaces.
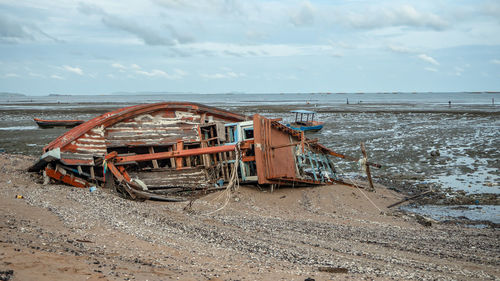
xmin=62 ymin=65 xmax=83 ymax=75
xmin=29 ymin=72 xmax=45 ymax=78
xmin=152 ymin=0 xmax=250 ymax=18
xmin=387 ymin=45 xmax=414 ymax=54
xmin=481 ymin=2 xmax=500 ymax=21
xmin=78 ymin=2 xmax=182 ymax=46
xmin=111 ymin=63 xmax=126 ymax=70
xmin=418 ymin=54 xmax=439 ymax=65
xmin=111 ymin=63 xmax=141 ymax=72
xmin=454 ymin=66 xmax=464 ymax=76
xmin=338 ymin=4 xmax=448 ymax=31
xmin=201 ymin=71 xmax=245 ymax=79
xmin=0 ymin=14 xmax=59 ymax=43
xmin=173 ymin=68 xmax=187 ymax=76
xmin=50 ymin=74 xmax=64 ymax=80
xmin=290 ymin=1 xmax=315 ymax=27
xmin=136 ymin=69 xmax=186 ymax=79
xmin=491 ymin=59 xmax=500 ymax=65
xmin=329 ymin=41 xmax=354 ymax=49
xmin=183 ymin=42 xmax=336 ymax=58
xmin=424 ymin=67 xmax=438 ymax=72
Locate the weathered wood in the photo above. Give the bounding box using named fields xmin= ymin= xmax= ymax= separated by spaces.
xmin=361 ymin=142 xmax=375 ymax=190
xmin=168 ymin=145 xmax=176 ymax=168
xmin=128 ymin=168 xmax=208 ymax=189
xmin=387 ymin=190 xmax=433 ymax=208
xmin=149 ymin=147 xmax=159 ymax=168
xmin=175 ymin=141 xmax=184 ymax=169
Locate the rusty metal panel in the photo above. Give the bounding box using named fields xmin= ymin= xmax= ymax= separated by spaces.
xmin=253 ymin=114 xmax=297 ymax=184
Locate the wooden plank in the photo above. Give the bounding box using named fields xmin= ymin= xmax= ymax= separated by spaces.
xmin=175 ymin=141 xmax=184 ymax=169
xmin=149 ymin=147 xmax=159 ymax=168
xmin=168 ymin=145 xmax=176 ymax=168
xmin=45 ymin=167 xmax=89 ymax=188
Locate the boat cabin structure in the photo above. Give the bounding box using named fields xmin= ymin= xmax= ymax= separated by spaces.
xmin=29 ymin=102 xmax=379 ymax=201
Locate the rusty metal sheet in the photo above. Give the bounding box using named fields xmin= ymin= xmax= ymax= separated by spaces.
xmin=253 ymin=114 xmax=298 ymax=184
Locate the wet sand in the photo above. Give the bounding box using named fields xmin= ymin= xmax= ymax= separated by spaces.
xmin=1 ymin=154 xmax=499 ymax=280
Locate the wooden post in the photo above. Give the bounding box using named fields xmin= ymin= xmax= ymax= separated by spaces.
xmin=360 ymin=142 xmax=375 ymax=191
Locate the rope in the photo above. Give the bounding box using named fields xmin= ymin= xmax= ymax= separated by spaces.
xmin=203 ymin=142 xmax=242 ymax=215
xmin=335 ymin=164 xmax=384 ymax=214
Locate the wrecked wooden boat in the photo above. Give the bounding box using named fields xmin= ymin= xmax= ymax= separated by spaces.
xmin=34 ymin=118 xmax=85 ymax=128
xmin=28 ymin=102 xmax=380 ymax=201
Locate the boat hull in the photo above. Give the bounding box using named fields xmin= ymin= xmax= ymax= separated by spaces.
xmin=34 ymin=118 xmax=84 ymax=128
xmin=286 ymin=123 xmax=324 ymax=132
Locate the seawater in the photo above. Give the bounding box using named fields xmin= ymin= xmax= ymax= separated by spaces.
xmin=1 ymin=92 xmax=498 ymax=108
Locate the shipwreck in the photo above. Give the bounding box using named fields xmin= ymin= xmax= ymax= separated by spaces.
xmin=29 ymin=102 xmax=380 ymax=201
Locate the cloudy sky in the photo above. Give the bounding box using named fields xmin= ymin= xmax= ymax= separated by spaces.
xmin=1 ymin=0 xmax=499 ymax=95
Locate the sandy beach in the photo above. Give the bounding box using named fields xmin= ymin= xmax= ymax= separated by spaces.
xmin=1 ymin=153 xmax=498 ymax=280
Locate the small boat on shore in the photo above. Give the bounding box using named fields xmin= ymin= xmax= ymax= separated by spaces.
xmin=34 ymin=118 xmax=85 ymax=128
xmin=286 ymin=110 xmax=324 ymax=132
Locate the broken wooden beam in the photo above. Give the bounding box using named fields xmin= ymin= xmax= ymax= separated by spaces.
xmin=387 ymin=190 xmax=433 ymax=208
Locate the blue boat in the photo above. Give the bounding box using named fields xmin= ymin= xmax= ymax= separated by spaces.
xmin=286 ymin=110 xmax=324 ymax=132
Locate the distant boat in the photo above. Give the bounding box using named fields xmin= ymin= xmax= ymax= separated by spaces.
xmin=286 ymin=110 xmax=324 ymax=132
xmin=34 ymin=118 xmax=85 ymax=128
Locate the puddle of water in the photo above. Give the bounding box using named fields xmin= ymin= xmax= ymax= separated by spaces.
xmin=401 ymin=205 xmax=500 ymax=224
xmin=0 ymin=126 xmax=38 ymax=130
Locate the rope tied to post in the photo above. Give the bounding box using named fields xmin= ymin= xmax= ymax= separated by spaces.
xmin=358 ymin=157 xmax=367 ymax=173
